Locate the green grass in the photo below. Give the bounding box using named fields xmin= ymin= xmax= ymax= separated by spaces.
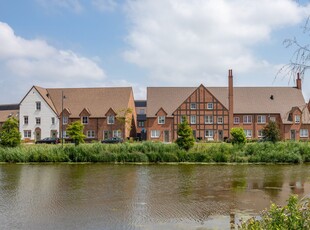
xmin=0 ymin=141 xmax=310 ymax=163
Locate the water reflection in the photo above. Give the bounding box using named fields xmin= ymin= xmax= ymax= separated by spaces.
xmin=0 ymin=164 xmax=310 ymax=229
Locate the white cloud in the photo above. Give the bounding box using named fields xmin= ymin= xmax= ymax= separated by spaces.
xmin=36 ymin=0 xmax=83 ymax=13
xmin=92 ymin=0 xmax=118 ymax=12
xmin=123 ymin=0 xmax=310 ymax=86
xmin=0 ymin=22 xmax=106 ymax=103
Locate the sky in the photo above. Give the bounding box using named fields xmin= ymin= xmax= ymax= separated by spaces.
xmin=1 ymin=0 xmax=310 ymax=104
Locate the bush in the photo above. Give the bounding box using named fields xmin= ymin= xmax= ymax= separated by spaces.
xmin=230 ymin=127 xmax=246 ymax=145
xmin=176 ymin=116 xmax=195 ymax=151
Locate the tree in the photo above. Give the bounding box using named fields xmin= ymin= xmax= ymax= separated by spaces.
xmin=262 ymin=121 xmax=280 ymax=143
xmin=0 ymin=117 xmax=21 ymax=147
xmin=230 ymin=127 xmax=246 ymax=145
xmin=176 ymin=116 xmax=195 ymax=151
xmin=66 ymin=121 xmax=86 ymax=146
xmin=116 ymin=108 xmax=134 ymax=138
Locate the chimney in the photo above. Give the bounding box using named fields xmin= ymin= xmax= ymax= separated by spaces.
xmin=308 ymin=99 xmax=310 ymax=112
xmin=296 ymin=72 xmax=302 ymax=90
xmin=228 ymin=69 xmax=234 ymax=134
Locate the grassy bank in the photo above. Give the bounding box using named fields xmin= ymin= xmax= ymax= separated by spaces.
xmin=0 ymin=141 xmax=310 ymax=163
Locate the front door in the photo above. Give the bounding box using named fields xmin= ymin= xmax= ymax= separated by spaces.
xmin=164 ymin=130 xmax=170 ymax=142
xmin=218 ymin=130 xmax=223 ymax=141
xmin=35 ymin=128 xmax=41 ymax=141
xmin=103 ymin=131 xmax=109 ymax=140
xmin=291 ymin=130 xmax=296 ymax=140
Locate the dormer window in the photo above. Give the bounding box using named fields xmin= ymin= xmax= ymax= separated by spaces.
xmin=295 ymin=115 xmax=300 ymax=124
xmin=158 ymin=116 xmax=165 ymax=124
xmin=190 ymin=103 xmax=197 ymax=110
xmin=107 ymin=115 xmax=115 ymax=124
xmin=82 ymin=116 xmax=89 ymax=124
xmin=36 ymin=101 xmax=41 ymax=110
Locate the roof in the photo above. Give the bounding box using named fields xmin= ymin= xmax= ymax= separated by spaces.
xmin=146 ymin=86 xmax=309 ymax=123
xmin=46 ymin=87 xmax=133 ymax=117
xmin=0 ymin=110 xmax=19 ymax=122
xmin=34 ymin=86 xmax=58 ymax=115
xmin=0 ymin=104 xmax=19 ymax=110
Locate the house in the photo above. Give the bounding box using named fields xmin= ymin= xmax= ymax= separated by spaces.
xmin=145 ymin=70 xmax=310 ymax=142
xmin=0 ymin=104 xmax=19 ymax=127
xmin=19 ymin=86 xmax=136 ymax=141
xmin=135 ymin=100 xmax=147 ymax=140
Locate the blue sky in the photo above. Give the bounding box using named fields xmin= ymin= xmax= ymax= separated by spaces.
xmin=0 ymin=0 xmax=310 ymax=104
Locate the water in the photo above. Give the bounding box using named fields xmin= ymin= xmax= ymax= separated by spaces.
xmin=1 ymin=164 xmax=310 ymax=229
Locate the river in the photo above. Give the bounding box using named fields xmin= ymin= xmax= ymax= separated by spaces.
xmin=1 ymin=164 xmax=310 ymax=229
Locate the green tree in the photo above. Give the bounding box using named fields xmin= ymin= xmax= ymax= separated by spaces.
xmin=0 ymin=117 xmax=21 ymax=147
xmin=66 ymin=121 xmax=86 ymax=146
xmin=176 ymin=116 xmax=195 ymax=151
xmin=262 ymin=121 xmax=280 ymax=143
xmin=230 ymin=127 xmax=246 ymax=145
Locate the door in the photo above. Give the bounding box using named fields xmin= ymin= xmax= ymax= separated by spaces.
xmin=103 ymin=131 xmax=109 ymax=140
xmin=164 ymin=130 xmax=170 ymax=142
xmin=35 ymin=128 xmax=41 ymax=141
xmin=290 ymin=130 xmax=296 ymax=140
xmin=218 ymin=130 xmax=223 ymax=141
xmin=51 ymin=130 xmax=57 ymax=138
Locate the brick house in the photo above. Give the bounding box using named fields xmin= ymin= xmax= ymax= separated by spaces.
xmin=145 ymin=70 xmax=310 ymax=142
xmin=19 ymin=86 xmax=136 ymax=141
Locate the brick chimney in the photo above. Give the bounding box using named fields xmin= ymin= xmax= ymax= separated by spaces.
xmin=228 ymin=69 xmax=234 ymax=134
xmin=296 ymin=72 xmax=302 ymax=90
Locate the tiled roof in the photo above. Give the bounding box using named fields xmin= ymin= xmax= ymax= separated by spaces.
xmin=46 ymin=87 xmax=133 ymax=117
xmin=0 ymin=110 xmax=19 ymax=122
xmin=146 ymin=86 xmax=309 ymax=123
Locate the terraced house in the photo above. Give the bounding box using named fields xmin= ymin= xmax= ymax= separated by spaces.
xmin=19 ymin=86 xmax=136 ymax=142
xmin=145 ymin=70 xmax=310 ymax=142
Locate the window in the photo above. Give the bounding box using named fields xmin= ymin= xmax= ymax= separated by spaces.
xmin=190 ymin=103 xmax=197 ymax=110
xmin=107 ymin=115 xmax=115 ymax=124
xmin=62 ymin=131 xmax=69 ymax=138
xmin=138 ymin=121 xmax=145 ymax=127
xmin=234 ymin=117 xmax=240 ymax=124
xmin=63 ymin=116 xmax=68 ymax=124
xmin=35 ymin=117 xmax=41 ymax=125
xmin=244 ymin=130 xmax=252 ymax=138
xmin=36 ymin=101 xmax=41 ymax=110
xmin=151 ymin=130 xmax=160 ymax=138
xmin=51 ymin=117 xmax=55 ymax=125
xmin=270 ymin=116 xmax=276 ymax=122
xmin=205 ymin=130 xmax=214 ymax=138
xmin=243 ymin=115 xmax=252 ymax=124
xmin=295 ymin=115 xmax=301 ymax=124
xmin=24 ymin=130 xmax=31 ymax=138
xmin=207 ymin=103 xmax=213 ymax=110
xmin=205 ymin=115 xmax=213 ymax=124
xmin=113 ymin=130 xmax=122 ymax=138
xmin=24 ymin=116 xmax=28 ymax=125
xmin=258 ymin=130 xmax=263 ymax=138
xmin=139 ymin=109 xmax=145 ymax=114
xmin=217 ymin=116 xmax=223 ymax=124
xmin=158 ymin=116 xmax=165 ymax=124
xmin=300 ymin=129 xmax=309 ymax=138
xmin=257 ymin=115 xmax=266 ymax=124
xmin=87 ymin=130 xmax=95 ymax=138
xmin=190 ymin=115 xmax=196 ymax=124
xmin=82 ymin=116 xmax=89 ymax=124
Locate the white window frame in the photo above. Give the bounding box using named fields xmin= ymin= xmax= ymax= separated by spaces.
xmin=138 ymin=121 xmax=145 ymax=127
xmin=82 ymin=116 xmax=89 ymax=124
xmin=190 ymin=103 xmax=197 ymax=110
xmin=205 ymin=130 xmax=214 ymax=138
xmin=207 ymin=103 xmax=213 ymax=110
xmin=36 ymin=101 xmax=41 ymax=110
xmin=63 ymin=116 xmax=68 ymax=125
xmin=300 ymin=129 xmax=309 ymax=138
xmin=87 ymin=130 xmax=95 ymax=138
xmin=295 ymin=115 xmax=301 ymax=124
xmin=217 ymin=116 xmax=223 ymax=124
xmin=243 ymin=115 xmax=252 ymax=124
xmin=158 ymin=116 xmax=165 ymax=124
xmin=24 ymin=130 xmax=31 ymax=138
xmin=35 ymin=117 xmax=41 ymax=125
xmin=257 ymin=115 xmax=266 ymax=124
xmin=244 ymin=130 xmax=252 ymax=138
xmin=113 ymin=130 xmax=122 ymax=138
xmin=24 ymin=116 xmax=28 ymax=125
xmin=205 ymin=115 xmax=213 ymax=124
xmin=190 ymin=115 xmax=196 ymax=124
xmin=107 ymin=115 xmax=115 ymax=124
xmin=258 ymin=130 xmax=263 ymax=138
xmin=234 ymin=117 xmax=240 ymax=124
xmin=63 ymin=131 xmax=69 ymax=138
xmin=151 ymin=130 xmax=160 ymax=138
xmin=270 ymin=116 xmax=276 ymax=122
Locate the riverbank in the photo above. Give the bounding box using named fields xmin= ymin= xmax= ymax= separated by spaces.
xmin=0 ymin=141 xmax=310 ymax=163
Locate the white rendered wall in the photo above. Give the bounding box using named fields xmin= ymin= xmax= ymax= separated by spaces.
xmin=19 ymin=88 xmax=59 ymax=140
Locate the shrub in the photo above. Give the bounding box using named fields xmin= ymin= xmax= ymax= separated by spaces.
xmin=230 ymin=127 xmax=246 ymax=145
xmin=262 ymin=121 xmax=280 ymax=143
xmin=0 ymin=118 xmax=21 ymax=147
xmin=176 ymin=116 xmax=195 ymax=151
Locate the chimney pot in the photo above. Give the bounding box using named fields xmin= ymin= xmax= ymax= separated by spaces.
xmin=296 ymin=72 xmax=302 ymax=90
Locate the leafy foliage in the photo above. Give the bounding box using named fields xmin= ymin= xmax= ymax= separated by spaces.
xmin=0 ymin=117 xmax=21 ymax=147
xmin=175 ymin=116 xmax=195 ymax=151
xmin=230 ymin=127 xmax=246 ymax=145
xmin=262 ymin=121 xmax=280 ymax=143
xmin=239 ymin=195 xmax=310 ymax=229
xmin=66 ymin=121 xmax=86 ymax=146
